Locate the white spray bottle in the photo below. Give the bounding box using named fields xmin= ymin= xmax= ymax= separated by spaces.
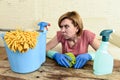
xmin=93 ymin=29 xmax=114 ymax=75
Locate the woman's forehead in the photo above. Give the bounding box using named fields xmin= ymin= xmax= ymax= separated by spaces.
xmin=61 ymin=19 xmax=72 ymax=24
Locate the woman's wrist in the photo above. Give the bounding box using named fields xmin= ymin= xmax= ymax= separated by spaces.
xmin=46 ymin=50 xmax=58 ymax=59
xmin=88 ymin=52 xmax=95 ymax=60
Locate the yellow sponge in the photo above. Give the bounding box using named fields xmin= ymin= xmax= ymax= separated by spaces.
xmin=65 ymin=52 xmax=76 ymax=67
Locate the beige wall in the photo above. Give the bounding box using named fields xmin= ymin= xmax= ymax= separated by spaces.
xmin=0 ymin=0 xmax=120 ymax=46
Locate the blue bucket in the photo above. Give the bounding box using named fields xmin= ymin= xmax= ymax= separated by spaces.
xmin=2 ymin=31 xmax=47 ymax=73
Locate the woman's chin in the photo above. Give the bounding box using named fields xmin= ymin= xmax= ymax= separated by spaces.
xmin=63 ymin=35 xmax=70 ymax=40
xmin=64 ymin=37 xmax=70 ymax=40
xmin=64 ymin=36 xmax=68 ymax=39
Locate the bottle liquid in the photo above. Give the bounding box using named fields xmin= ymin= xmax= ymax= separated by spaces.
xmin=93 ymin=29 xmax=114 ymax=75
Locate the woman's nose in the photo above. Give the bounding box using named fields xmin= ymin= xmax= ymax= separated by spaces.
xmin=61 ymin=27 xmax=65 ymax=32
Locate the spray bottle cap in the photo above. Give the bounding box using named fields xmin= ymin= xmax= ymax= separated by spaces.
xmin=100 ymin=29 xmax=113 ymax=42
xmin=38 ymin=22 xmax=50 ymax=31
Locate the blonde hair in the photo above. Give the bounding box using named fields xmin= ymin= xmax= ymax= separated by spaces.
xmin=58 ymin=11 xmax=83 ymax=36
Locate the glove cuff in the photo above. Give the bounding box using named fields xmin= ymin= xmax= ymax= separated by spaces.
xmin=47 ymin=50 xmax=58 ymax=59
xmin=88 ymin=52 xmax=96 ymax=60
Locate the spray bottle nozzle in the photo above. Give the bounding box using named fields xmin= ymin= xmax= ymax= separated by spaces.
xmin=100 ymin=29 xmax=113 ymax=42
xmin=38 ymin=22 xmax=50 ymax=31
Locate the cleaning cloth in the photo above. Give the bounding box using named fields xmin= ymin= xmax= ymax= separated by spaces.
xmin=65 ymin=52 xmax=76 ymax=67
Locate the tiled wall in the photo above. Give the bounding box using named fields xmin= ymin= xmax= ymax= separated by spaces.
xmin=0 ymin=0 xmax=120 ymax=47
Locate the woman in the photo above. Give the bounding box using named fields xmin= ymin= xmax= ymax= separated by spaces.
xmin=46 ymin=11 xmax=100 ymax=68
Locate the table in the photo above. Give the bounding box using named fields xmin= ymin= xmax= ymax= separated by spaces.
xmin=0 ymin=57 xmax=120 ymax=80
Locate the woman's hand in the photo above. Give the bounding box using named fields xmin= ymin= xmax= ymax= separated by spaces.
xmin=53 ymin=53 xmax=72 ymax=68
xmin=74 ymin=53 xmax=92 ymax=69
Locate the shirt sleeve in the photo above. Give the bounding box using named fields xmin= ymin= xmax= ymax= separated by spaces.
xmin=84 ymin=30 xmax=95 ymax=45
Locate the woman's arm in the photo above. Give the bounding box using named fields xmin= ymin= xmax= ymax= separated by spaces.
xmin=46 ymin=35 xmax=59 ymax=52
xmin=91 ymin=37 xmax=100 ymax=51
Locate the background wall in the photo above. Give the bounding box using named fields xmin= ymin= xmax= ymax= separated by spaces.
xmin=0 ymin=0 xmax=120 ymax=47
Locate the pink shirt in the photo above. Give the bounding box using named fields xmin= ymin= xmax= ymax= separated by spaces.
xmin=57 ymin=30 xmax=95 ymax=56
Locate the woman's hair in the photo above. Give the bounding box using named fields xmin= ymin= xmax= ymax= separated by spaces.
xmin=58 ymin=11 xmax=83 ymax=36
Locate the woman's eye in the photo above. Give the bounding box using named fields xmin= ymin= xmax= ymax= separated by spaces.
xmin=64 ymin=25 xmax=69 ymax=29
xmin=60 ymin=25 xmax=69 ymax=29
xmin=59 ymin=26 xmax=63 ymax=28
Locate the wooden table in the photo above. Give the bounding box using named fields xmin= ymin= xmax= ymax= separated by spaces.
xmin=0 ymin=47 xmax=120 ymax=80
xmin=0 ymin=58 xmax=120 ymax=80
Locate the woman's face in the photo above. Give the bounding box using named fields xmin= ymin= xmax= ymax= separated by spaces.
xmin=60 ymin=19 xmax=78 ymax=40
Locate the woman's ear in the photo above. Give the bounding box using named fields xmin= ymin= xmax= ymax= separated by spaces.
xmin=76 ymin=26 xmax=79 ymax=32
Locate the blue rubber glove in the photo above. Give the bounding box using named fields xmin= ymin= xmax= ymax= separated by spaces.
xmin=74 ymin=53 xmax=92 ymax=69
xmin=53 ymin=53 xmax=72 ymax=68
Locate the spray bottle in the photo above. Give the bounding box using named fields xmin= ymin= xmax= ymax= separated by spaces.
xmin=38 ymin=22 xmax=50 ymax=31
xmin=93 ymin=29 xmax=114 ymax=75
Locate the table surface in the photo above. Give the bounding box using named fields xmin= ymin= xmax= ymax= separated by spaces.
xmin=0 ymin=58 xmax=120 ymax=80
xmin=0 ymin=47 xmax=120 ymax=80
